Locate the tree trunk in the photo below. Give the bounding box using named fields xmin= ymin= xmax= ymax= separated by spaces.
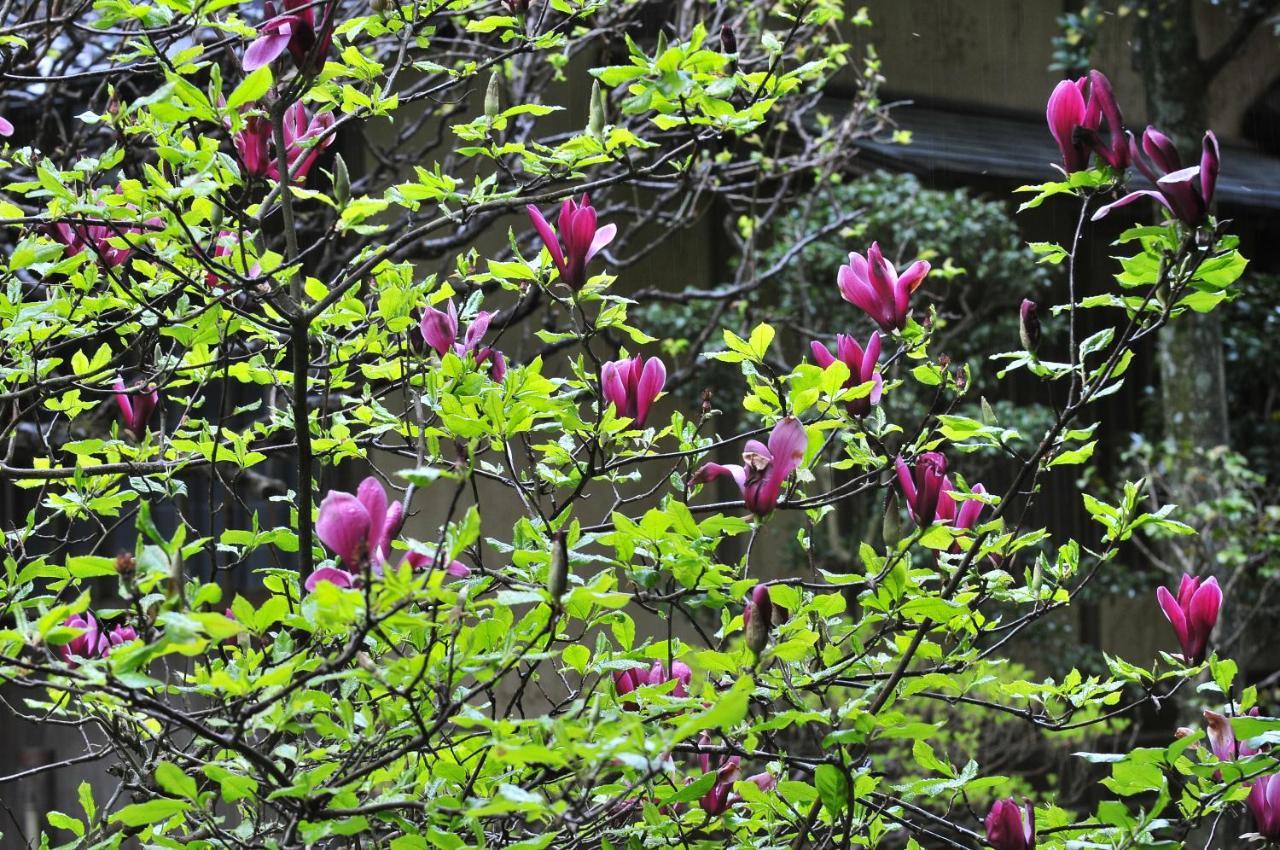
xmin=1133 ymin=0 xmax=1231 ymax=454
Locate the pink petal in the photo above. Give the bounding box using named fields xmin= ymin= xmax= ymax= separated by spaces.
xmin=691 ymin=463 xmax=747 ymax=492
xmin=765 ymin=417 xmax=807 ymax=480
xmin=1156 ymin=584 xmax=1189 ymax=649
xmin=243 ymin=24 xmax=294 ymax=71
xmin=356 ymin=477 xmax=389 ymax=559
xmin=526 ymin=204 xmax=566 ymax=276
xmin=1091 ymin=190 xmax=1170 ymax=222
xmin=584 ymin=222 xmax=617 ymax=265
xmin=810 ymin=340 xmax=836 ymax=369
xmin=634 ymin=356 xmax=666 ymax=427
xmin=0 ymin=116 xmax=13 ymax=137
xmin=1188 ymin=577 xmax=1221 ymax=636
xmin=315 ymin=491 xmax=372 ymax=567
xmin=304 ymin=566 xmax=355 ymax=592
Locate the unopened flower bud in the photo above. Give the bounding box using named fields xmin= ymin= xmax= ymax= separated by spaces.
xmin=115 ymin=551 xmax=136 ymax=576
xmin=332 ymin=153 xmax=350 ymax=207
xmin=547 ymin=531 xmax=569 ymax=604
xmin=720 ymin=24 xmax=737 ymax=56
xmin=1020 ymin=299 xmax=1040 ymax=354
xmin=882 ymin=491 xmax=903 ymax=548
xmin=357 ymin=651 xmax=377 ymax=672
xmin=588 ymin=80 xmax=606 ymax=140
xmin=484 ymin=72 xmax=501 ymax=120
xmin=1030 ymin=558 xmax=1043 ymax=596
xmin=744 ymin=584 xmax=772 ymax=656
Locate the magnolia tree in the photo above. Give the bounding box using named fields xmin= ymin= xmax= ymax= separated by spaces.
xmin=0 ymin=0 xmax=1270 ymax=846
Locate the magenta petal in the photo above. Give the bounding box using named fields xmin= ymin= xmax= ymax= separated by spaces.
xmin=1200 ymin=131 xmax=1220 ymax=207
xmin=1156 ymin=584 xmax=1189 ymax=649
xmin=894 ymin=456 xmax=917 ymax=507
xmin=634 ymin=356 xmax=666 ymax=427
xmin=243 ymin=26 xmax=293 ymax=71
xmin=691 ymin=462 xmax=747 ymax=492
xmin=356 ymin=477 xmax=389 ymax=560
xmin=315 ymin=491 xmax=372 ymax=567
xmin=1091 ymin=190 xmax=1170 ymax=221
xmin=526 ymin=204 xmax=567 ymax=275
xmin=304 ymin=566 xmax=355 ymax=592
xmin=0 ymin=116 xmax=13 ymax=137
xmin=585 ymin=222 xmax=617 ymax=266
xmin=1188 ymin=577 xmax=1222 ymax=635
xmin=765 ymin=417 xmax=807 ymax=480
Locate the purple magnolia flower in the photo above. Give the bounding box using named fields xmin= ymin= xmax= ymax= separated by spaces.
xmin=0 ymin=116 xmax=13 ymax=137
xmin=243 ymin=0 xmax=335 ymax=74
xmin=1092 ymin=127 xmax=1219 ymax=227
xmin=526 ymin=195 xmax=617 ymax=289
xmin=1045 ymin=69 xmax=1128 ymax=173
xmin=1156 ymin=573 xmax=1222 ymax=665
xmin=1249 ymin=774 xmax=1280 ymax=841
xmin=894 ymin=452 xmax=948 ymax=526
xmin=418 ymin=299 xmax=507 ymax=381
xmin=314 ymin=476 xmax=404 ymax=572
xmin=810 ymin=332 xmax=882 ymax=417
xmin=985 ymin=799 xmax=1035 ymax=850
xmin=304 ymin=566 xmax=356 ymax=592
xmin=113 ymin=378 xmax=160 ymax=438
xmin=601 ymin=355 xmax=666 ymax=427
xmin=613 ymin=659 xmax=692 ymax=702
xmin=837 ymin=242 xmax=930 ymax=332
xmin=233 ymin=104 xmax=334 ymax=185
xmin=691 ymin=417 xmax=807 ymax=516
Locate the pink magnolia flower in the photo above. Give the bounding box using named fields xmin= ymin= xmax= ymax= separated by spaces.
xmin=403 ymin=548 xmax=472 ymax=579
xmin=526 ymin=195 xmax=617 ymax=290
xmin=1204 ymin=707 xmax=1260 ymax=764
xmin=837 ymin=242 xmax=930 ymax=332
xmin=314 ymin=476 xmax=404 ymax=572
xmin=49 ymin=220 xmax=146 ymax=268
xmin=203 ymin=231 xmax=263 ymax=291
xmin=985 ymin=798 xmax=1035 ymax=850
xmin=1092 ymin=127 xmax=1219 ymax=227
xmin=113 ymin=378 xmax=160 ymax=438
xmin=60 ymin=615 xmax=135 ymax=664
xmin=810 ymin=332 xmax=882 ymax=417
xmin=61 ymin=614 xmax=107 ymax=664
xmin=601 ymin=355 xmax=666 ymax=427
xmin=935 ymin=478 xmax=986 ymax=534
xmin=696 ymin=732 xmax=742 ymax=817
xmin=233 ymin=104 xmax=334 ymax=185
xmin=243 ymin=0 xmax=335 ymax=74
xmin=0 ymin=116 xmax=13 ymax=136
xmin=1046 ymin=69 xmax=1127 ymax=173
xmin=1249 ymin=774 xmax=1280 ymax=841
xmin=691 ymin=417 xmax=807 ymax=516
xmin=418 ymin=299 xmax=507 ymax=381
xmin=1156 ymin=574 xmax=1221 ymax=665
xmin=613 ymin=659 xmax=692 ymax=705
xmin=894 ymin=452 xmax=948 ymax=526
xmin=234 ymin=115 xmax=273 ymax=179
xmin=304 ymin=566 xmax=356 ymax=592
xmin=106 ymin=624 xmax=137 ymax=648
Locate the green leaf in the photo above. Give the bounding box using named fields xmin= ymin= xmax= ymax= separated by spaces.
xmin=155 ymin=761 xmax=198 ymax=800
xmin=110 ymin=798 xmax=190 ymax=827
xmin=814 ymin=764 xmax=849 ymax=815
xmin=227 ymin=66 xmax=273 ymax=109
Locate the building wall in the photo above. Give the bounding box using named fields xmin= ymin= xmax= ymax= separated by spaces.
xmin=850 ymin=0 xmax=1280 ymax=141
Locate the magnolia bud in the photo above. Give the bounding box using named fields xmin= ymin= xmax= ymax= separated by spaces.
xmin=115 ymin=551 xmax=136 ymax=576
xmin=547 ymin=531 xmax=569 ymax=604
xmin=980 ymin=397 xmax=996 ymax=425
xmin=484 ymin=72 xmax=501 ymax=120
xmin=357 ymin=651 xmax=377 ymax=672
xmin=208 ymin=203 xmax=224 ymax=231
xmin=1019 ymin=299 xmax=1040 ymax=353
xmin=744 ymin=584 xmax=771 ymax=656
xmin=720 ymin=24 xmax=737 ymax=56
xmin=588 ymin=80 xmax=606 ymax=140
xmin=1030 ymin=558 xmax=1043 ymax=596
xmin=332 ymin=153 xmax=350 ymax=207
xmin=882 ymin=491 xmax=903 ymax=548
